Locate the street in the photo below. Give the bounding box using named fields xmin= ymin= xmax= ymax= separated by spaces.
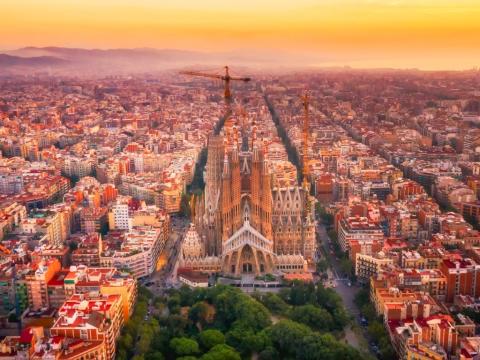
xmin=316 ymin=221 xmax=375 ymax=357
xmin=146 ymin=217 xmax=190 ymax=295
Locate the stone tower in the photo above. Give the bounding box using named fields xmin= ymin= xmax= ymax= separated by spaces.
xmin=204 ymin=135 xmax=224 ymax=255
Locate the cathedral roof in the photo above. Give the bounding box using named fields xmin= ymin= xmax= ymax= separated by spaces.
xmin=222 ymin=220 xmax=274 ymax=256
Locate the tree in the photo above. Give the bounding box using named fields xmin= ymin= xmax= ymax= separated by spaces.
xmin=162 ymin=314 xmax=190 ymax=337
xmin=360 ymin=303 xmax=376 ymax=322
xmin=117 ymin=333 xmax=133 ymax=352
xmin=116 ymin=348 xmax=129 ymax=360
xmin=378 ymin=336 xmax=396 ymax=360
xmin=267 ymin=320 xmax=311 ymax=357
xmin=354 ymin=288 xmax=370 ymax=308
xmin=170 ymin=337 xmax=200 ymax=356
xmin=189 ymin=301 xmax=215 ymax=329
xmin=149 ymin=327 xmax=171 ymax=353
xmin=226 ymin=326 xmax=268 ymax=356
xmin=297 ymin=333 xmax=362 ymax=360
xmin=200 ymin=344 xmax=241 ymax=360
xmin=256 ymin=293 xmax=289 ymax=315
xmin=315 ymin=285 xmax=342 ymax=313
xmin=332 ymin=307 xmax=350 ymax=330
xmin=368 ymin=320 xmax=385 ymax=340
xmin=288 ymin=304 xmax=334 ymax=332
xmin=145 ymin=352 xmax=164 ymax=360
xmin=199 ymin=329 xmax=225 ymax=350
xmin=167 ymin=293 xmax=181 ymax=313
xmin=340 ymin=258 xmax=354 ymax=278
xmin=258 ymin=346 xmax=279 ymax=360
xmin=316 ymin=259 xmax=329 ymax=273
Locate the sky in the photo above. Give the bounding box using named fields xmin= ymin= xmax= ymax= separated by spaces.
xmin=2 ymin=0 xmax=480 ymax=70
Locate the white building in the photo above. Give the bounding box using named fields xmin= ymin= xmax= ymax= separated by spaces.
xmin=101 ymin=225 xmax=166 ymax=278
xmin=108 ymin=199 xmax=131 ymax=231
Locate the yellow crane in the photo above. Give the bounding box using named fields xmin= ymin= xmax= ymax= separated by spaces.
xmin=180 ymin=66 xmax=251 ymax=102
xmin=301 ymin=91 xmax=310 ymax=186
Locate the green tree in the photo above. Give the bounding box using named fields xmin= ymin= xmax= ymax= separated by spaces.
xmin=315 ymin=285 xmax=342 ymax=313
xmin=226 ymin=326 xmax=268 ymax=356
xmin=170 ymin=337 xmax=200 ymax=356
xmin=316 ymin=259 xmax=329 ymax=273
xmin=354 ymin=288 xmax=370 ymax=308
xmin=378 ymin=336 xmax=396 ymax=360
xmin=116 ymin=348 xmax=129 ymax=360
xmin=297 ymin=333 xmax=362 ymax=360
xmin=340 ymin=258 xmax=354 ymax=278
xmin=162 ymin=314 xmax=190 ymax=337
xmin=368 ymin=320 xmax=385 ymax=340
xmin=117 ymin=333 xmax=133 ymax=353
xmin=332 ymin=307 xmax=350 ymax=330
xmin=145 ymin=352 xmax=164 ymax=360
xmin=361 ymin=303 xmax=376 ymax=322
xmin=189 ymin=301 xmax=212 ymax=329
xmin=256 ymin=293 xmax=289 ymax=315
xmin=288 ymin=304 xmax=334 ymax=332
xmin=266 ymin=320 xmax=311 ymax=357
xmin=258 ymin=346 xmax=279 ymax=360
xmin=200 ymin=344 xmax=241 ymax=360
xmin=199 ymin=329 xmax=225 ymax=350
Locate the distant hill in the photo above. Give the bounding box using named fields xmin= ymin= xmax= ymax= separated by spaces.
xmin=1 ymin=47 xmax=237 ymax=74
xmin=0 ymin=46 xmax=332 ymax=75
xmin=0 ymin=53 xmax=69 ymax=67
xmin=9 ymin=46 xmax=212 ymax=62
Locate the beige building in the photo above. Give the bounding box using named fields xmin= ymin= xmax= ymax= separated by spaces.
xmin=355 ymin=252 xmax=393 ymax=282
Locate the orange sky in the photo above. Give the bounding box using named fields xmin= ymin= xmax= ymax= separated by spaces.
xmin=2 ymin=0 xmax=480 ymax=69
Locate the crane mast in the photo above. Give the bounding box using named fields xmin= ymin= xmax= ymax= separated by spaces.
xmin=300 ymin=92 xmax=312 ymax=259
xmin=301 ymin=91 xmax=310 ymax=186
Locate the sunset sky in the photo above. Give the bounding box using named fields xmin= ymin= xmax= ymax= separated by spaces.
xmin=2 ymin=0 xmax=480 ymax=70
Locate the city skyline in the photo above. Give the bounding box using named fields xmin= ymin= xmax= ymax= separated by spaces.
xmin=2 ymin=0 xmax=480 ymax=70
xmin=2 ymin=2 xmax=480 ymax=359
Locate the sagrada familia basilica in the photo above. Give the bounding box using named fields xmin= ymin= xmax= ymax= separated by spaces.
xmin=179 ymin=115 xmax=316 ymax=277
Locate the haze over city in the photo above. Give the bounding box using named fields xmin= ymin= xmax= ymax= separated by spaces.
xmin=2 ymin=0 xmax=480 ymax=70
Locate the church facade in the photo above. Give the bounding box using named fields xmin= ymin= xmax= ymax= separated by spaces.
xmin=181 ymin=129 xmax=315 ymax=277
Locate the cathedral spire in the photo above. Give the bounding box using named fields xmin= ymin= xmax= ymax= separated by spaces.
xmin=223 ymin=151 xmax=230 ymax=175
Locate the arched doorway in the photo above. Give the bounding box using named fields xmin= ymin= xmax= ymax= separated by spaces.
xmin=242 ymin=263 xmax=253 ymax=273
xmin=240 ymin=245 xmax=255 ymax=274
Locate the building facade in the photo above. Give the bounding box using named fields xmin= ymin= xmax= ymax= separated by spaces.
xmin=189 ymin=132 xmax=315 ymax=277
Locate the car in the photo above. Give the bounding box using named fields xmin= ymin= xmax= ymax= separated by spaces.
xmin=360 ymin=317 xmax=368 ymax=326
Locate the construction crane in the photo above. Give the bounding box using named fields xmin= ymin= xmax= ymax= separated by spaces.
xmin=301 ymin=91 xmax=310 ymax=187
xmin=180 ymin=66 xmax=251 ymax=102
xmin=300 ymin=91 xmax=312 ymax=260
